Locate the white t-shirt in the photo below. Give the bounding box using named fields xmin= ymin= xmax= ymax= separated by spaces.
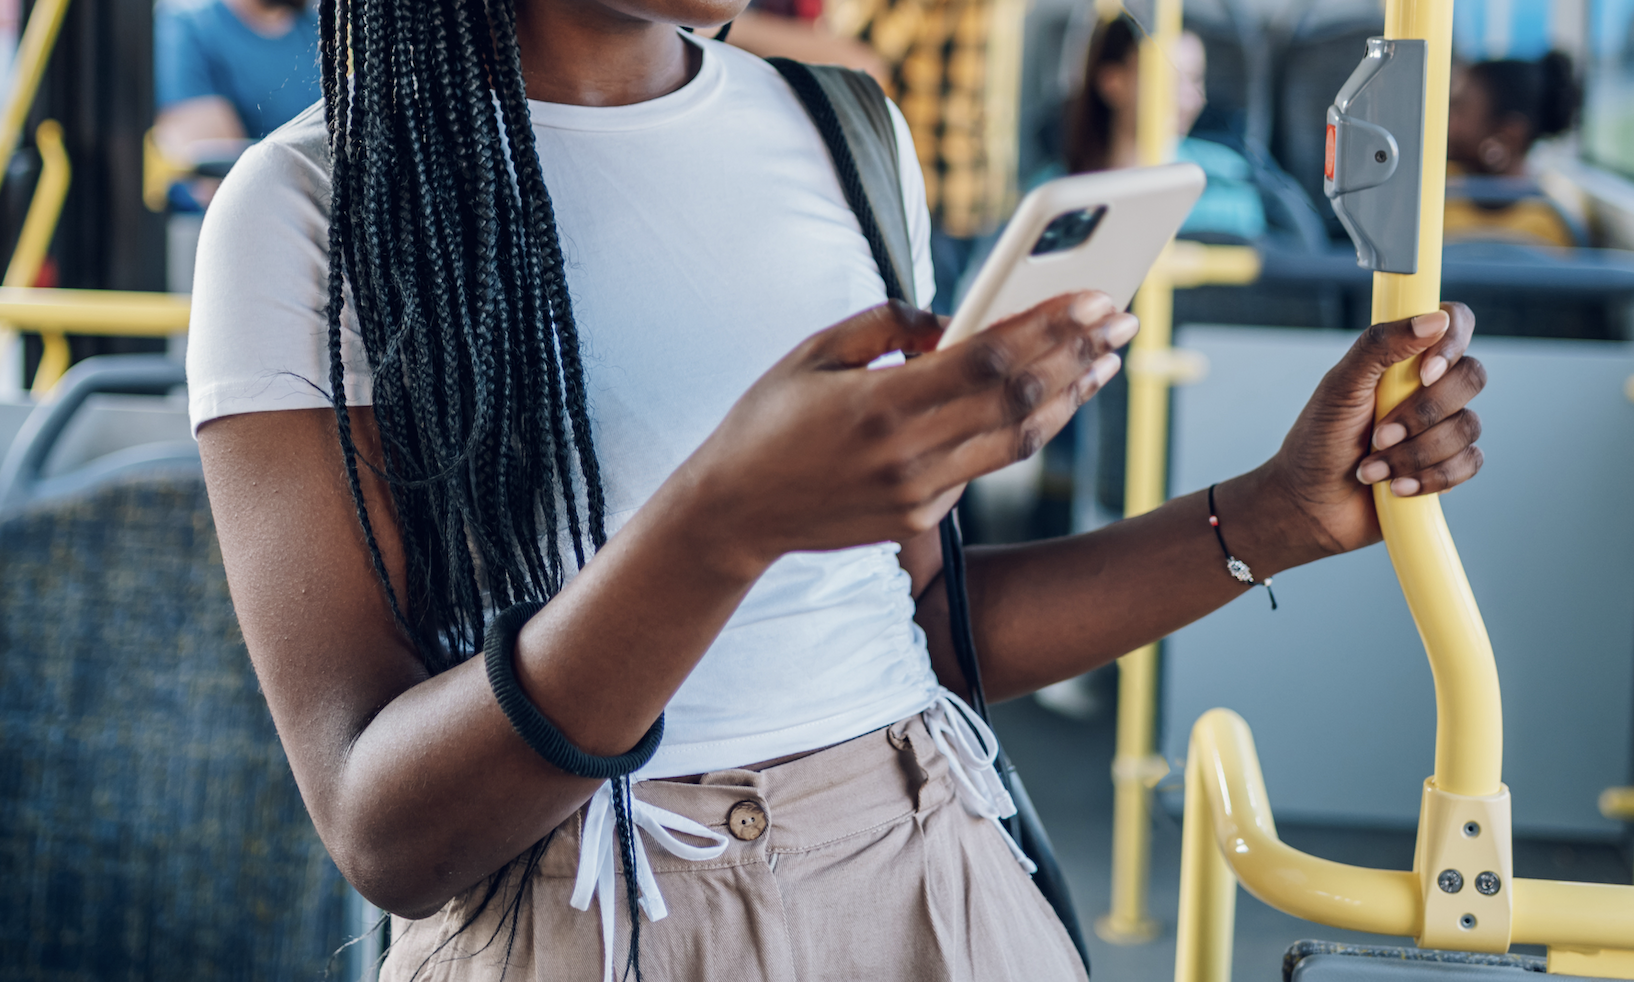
xmin=188 ymin=36 xmax=945 ymax=779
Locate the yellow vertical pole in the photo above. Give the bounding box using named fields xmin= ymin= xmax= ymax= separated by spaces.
xmin=3 ymin=121 xmax=70 ymax=397
xmin=1372 ymin=0 xmax=1503 ymax=805
xmin=1 ymin=121 xmax=70 ymax=396
xmin=0 ymin=0 xmax=72 ymax=189
xmin=0 ymin=0 xmax=72 ymax=399
xmin=1174 ymin=730 xmax=1237 ymax=982
xmin=1097 ymin=0 xmax=1181 ymax=945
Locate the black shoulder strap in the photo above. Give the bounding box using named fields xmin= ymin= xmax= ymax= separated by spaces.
xmin=767 ymin=59 xmax=917 ymax=309
xmin=769 ymin=57 xmax=1091 ymax=976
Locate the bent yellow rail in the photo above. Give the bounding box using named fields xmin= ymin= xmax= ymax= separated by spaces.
xmin=0 ymin=0 xmax=71 ymax=186
xmin=1178 ymin=711 xmax=1634 ymax=981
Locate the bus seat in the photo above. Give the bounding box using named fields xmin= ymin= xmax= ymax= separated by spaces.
xmin=1284 ymin=941 xmax=1561 ymax=982
xmin=0 ymin=354 xmax=198 ymax=513
xmin=1271 ymin=14 xmax=1384 ymax=241
xmin=0 ymin=472 xmax=351 ymax=975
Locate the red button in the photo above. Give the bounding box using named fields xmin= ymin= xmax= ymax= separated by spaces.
xmin=1325 ymin=124 xmax=1336 ymax=180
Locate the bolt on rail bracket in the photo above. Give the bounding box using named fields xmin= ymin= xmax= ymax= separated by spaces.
xmin=1325 ymin=38 xmax=1428 ymax=274
xmin=1413 ymin=779 xmax=1513 ymax=952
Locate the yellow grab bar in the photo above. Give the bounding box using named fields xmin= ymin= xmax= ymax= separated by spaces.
xmin=1100 ymin=0 xmax=1264 ymax=944
xmin=2 ymin=285 xmax=192 ymax=395
xmin=1177 ymin=710 xmax=1634 ymax=982
xmin=1182 ymin=710 xmax=1421 ymax=943
xmin=1371 ymin=0 xmax=1504 ymax=803
xmin=1 ymin=119 xmax=71 ymax=397
xmin=0 ymin=0 xmax=72 ymax=186
xmin=1098 ymin=0 xmax=1185 ymax=943
xmin=0 ymin=288 xmax=192 ymax=333
xmin=5 ymin=121 xmax=69 ymax=290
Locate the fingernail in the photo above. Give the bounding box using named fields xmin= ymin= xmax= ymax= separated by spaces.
xmin=1391 ymin=477 xmax=1421 ymax=497
xmin=1091 ymin=352 xmax=1122 ymax=387
xmin=1071 ymin=292 xmax=1113 ymax=325
xmin=1356 ymin=460 xmax=1390 ymax=484
xmin=1372 ymin=422 xmax=1406 ymax=450
xmin=1412 ymin=311 xmax=1450 ymax=338
xmin=1103 ymin=314 xmax=1139 ymax=348
xmin=1420 ymin=355 xmax=1448 ymax=386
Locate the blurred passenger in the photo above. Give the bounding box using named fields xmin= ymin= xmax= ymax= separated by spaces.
xmin=825 ymin=0 xmax=1029 ymax=313
xmin=1062 ymin=14 xmax=1265 ymax=241
xmin=154 ymin=0 xmax=320 ymax=206
xmin=726 ymin=0 xmax=888 ymax=87
xmin=1445 ymin=52 xmax=1582 ymax=246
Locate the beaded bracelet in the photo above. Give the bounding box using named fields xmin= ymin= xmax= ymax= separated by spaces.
xmin=1207 ymin=484 xmax=1278 ymax=611
xmin=484 ymin=600 xmax=665 ymax=779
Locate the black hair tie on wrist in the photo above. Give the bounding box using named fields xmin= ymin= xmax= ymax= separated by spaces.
xmin=485 ymin=600 xmax=665 ymax=779
xmin=1207 ymin=484 xmax=1278 ymax=611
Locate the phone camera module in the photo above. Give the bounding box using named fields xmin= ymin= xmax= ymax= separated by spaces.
xmin=1030 ymin=205 xmax=1107 ymax=256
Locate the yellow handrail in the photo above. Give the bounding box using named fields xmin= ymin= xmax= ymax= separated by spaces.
xmin=1098 ymin=0 xmax=1261 ymax=944
xmin=1372 ymin=0 xmax=1504 ymax=803
xmin=0 ymin=288 xmax=192 ymax=333
xmin=0 ymin=120 xmax=72 ymax=394
xmin=1178 ymin=710 xmax=1634 ymax=982
xmin=1096 ymin=0 xmax=1186 ymax=943
xmin=0 ymin=0 xmax=72 ymax=193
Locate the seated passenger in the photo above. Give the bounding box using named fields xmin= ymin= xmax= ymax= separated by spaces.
xmin=1445 ymin=52 xmax=1582 ymax=247
xmin=153 ymin=0 xmax=321 ymax=206
xmin=1061 ymin=14 xmax=1266 ymax=241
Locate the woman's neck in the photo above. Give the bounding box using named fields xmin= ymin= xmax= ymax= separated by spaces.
xmin=514 ymin=1 xmax=701 ymax=107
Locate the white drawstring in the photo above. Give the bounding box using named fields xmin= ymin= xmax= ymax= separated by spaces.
xmin=923 ymin=692 xmax=1037 ymax=873
xmin=570 ymin=780 xmax=731 ymax=982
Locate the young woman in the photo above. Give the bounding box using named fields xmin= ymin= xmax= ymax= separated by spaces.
xmin=187 ymin=0 xmax=1487 ymax=977
xmin=1062 ymin=13 xmax=1264 ymax=240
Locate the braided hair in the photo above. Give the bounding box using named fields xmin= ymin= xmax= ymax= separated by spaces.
xmin=1063 ymin=14 xmax=1140 ymax=173
xmin=1467 ymin=51 xmax=1580 ymax=143
xmin=316 ymin=0 xmax=653 ymax=974
xmin=317 ymin=0 xmax=605 ymax=668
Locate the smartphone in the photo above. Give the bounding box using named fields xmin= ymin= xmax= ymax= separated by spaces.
xmin=937 ymin=163 xmax=1207 ymax=350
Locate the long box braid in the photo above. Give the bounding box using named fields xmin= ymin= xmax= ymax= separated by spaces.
xmin=317 ymin=0 xmax=606 ymax=670
xmin=315 ymin=0 xmax=650 ymax=975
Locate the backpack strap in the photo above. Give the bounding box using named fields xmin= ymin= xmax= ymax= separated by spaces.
xmin=768 ymin=57 xmax=1093 ymax=977
xmin=767 ymin=59 xmax=917 ymax=309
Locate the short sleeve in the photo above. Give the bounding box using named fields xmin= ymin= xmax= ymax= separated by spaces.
xmin=186 ymin=113 xmax=374 ymax=435
xmin=154 ymin=2 xmax=219 ymax=109
xmin=887 ymin=99 xmax=937 ymax=311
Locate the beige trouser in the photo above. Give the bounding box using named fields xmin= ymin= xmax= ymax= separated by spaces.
xmin=381 ymin=714 xmax=1087 ymax=981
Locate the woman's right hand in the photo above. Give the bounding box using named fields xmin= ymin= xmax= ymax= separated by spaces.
xmin=674 ymin=291 xmax=1134 ymax=575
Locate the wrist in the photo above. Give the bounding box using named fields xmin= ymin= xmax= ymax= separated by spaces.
xmin=1211 ymin=467 xmax=1331 ymax=577
xmin=643 ymin=463 xmax=780 ymax=587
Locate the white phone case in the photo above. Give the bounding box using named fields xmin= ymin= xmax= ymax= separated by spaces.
xmin=937 ymin=163 xmax=1207 ymax=349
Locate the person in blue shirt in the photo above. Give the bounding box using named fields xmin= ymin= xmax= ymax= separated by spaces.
xmin=153 ymin=0 xmax=320 ymax=205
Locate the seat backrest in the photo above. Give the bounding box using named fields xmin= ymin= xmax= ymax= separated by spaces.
xmin=1271 ymin=15 xmax=1384 ymax=240
xmin=0 ymin=354 xmax=199 ymax=513
xmin=1285 ymin=941 xmax=1562 ymax=982
xmin=0 ymin=472 xmax=347 ymax=978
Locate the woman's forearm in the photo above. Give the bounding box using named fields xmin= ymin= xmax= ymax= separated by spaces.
xmin=919 ymin=466 xmax=1329 ymax=702
xmin=204 ymin=409 xmax=765 ymax=916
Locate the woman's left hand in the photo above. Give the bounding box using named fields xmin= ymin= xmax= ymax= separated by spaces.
xmin=1263 ymin=301 xmax=1486 ymax=559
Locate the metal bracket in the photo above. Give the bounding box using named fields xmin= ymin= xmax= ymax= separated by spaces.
xmin=1325 ymin=38 xmax=1428 ymax=274
xmin=1413 ymin=778 xmax=1513 ymax=952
